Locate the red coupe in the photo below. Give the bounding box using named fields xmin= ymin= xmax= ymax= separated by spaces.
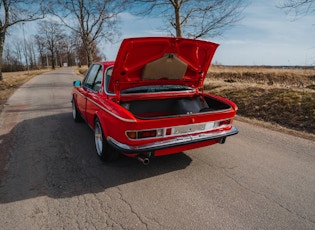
xmin=72 ymin=37 xmax=238 ymax=165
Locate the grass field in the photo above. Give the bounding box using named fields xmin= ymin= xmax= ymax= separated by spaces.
xmin=206 ymin=65 xmax=315 ymax=135
xmin=1 ymin=66 xmax=314 ymax=137
xmin=0 ymin=69 xmax=52 ymax=111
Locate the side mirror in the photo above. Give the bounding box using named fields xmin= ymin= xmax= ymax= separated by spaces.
xmin=73 ymin=80 xmax=81 ymax=87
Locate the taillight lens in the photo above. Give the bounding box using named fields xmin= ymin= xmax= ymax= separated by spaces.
xmin=165 ymin=128 xmax=172 ymax=135
xmin=138 ymin=130 xmax=157 ymax=139
xmin=126 ymin=131 xmax=137 ymax=139
xmin=214 ymin=119 xmax=232 ymax=128
xmin=219 ymin=119 xmax=232 ymax=126
xmin=126 ymin=129 xmax=164 ymax=139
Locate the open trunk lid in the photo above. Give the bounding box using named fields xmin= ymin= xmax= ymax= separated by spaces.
xmin=109 ymin=37 xmax=219 ymax=94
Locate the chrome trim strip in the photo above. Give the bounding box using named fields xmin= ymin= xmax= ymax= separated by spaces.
xmin=104 ymin=66 xmax=116 ymax=95
xmin=73 ymin=89 xmax=136 ymax=123
xmin=86 ymin=97 xmax=136 ymax=123
xmin=108 ymin=126 xmax=238 ymax=153
xmin=73 ymin=89 xmax=86 ymax=99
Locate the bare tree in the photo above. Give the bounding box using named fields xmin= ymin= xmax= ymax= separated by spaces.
xmin=49 ymin=0 xmax=127 ymax=66
xmin=0 ymin=0 xmax=46 ymax=80
xmin=37 ymin=20 xmax=65 ymax=69
xmin=21 ymin=38 xmax=38 ymax=71
xmin=34 ymin=34 xmax=47 ymax=67
xmin=3 ymin=42 xmax=24 ymax=71
xmin=3 ymin=45 xmax=13 ymax=71
xmin=279 ymin=0 xmax=315 ymax=17
xmin=13 ymin=40 xmax=23 ymax=67
xmin=73 ymin=34 xmax=103 ymax=67
xmin=26 ymin=40 xmax=38 ymax=69
xmin=58 ymin=34 xmax=79 ymax=67
xmin=132 ymin=0 xmax=246 ymax=38
xmin=55 ymin=35 xmax=74 ymax=67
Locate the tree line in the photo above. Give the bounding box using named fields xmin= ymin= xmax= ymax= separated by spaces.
xmin=3 ymin=22 xmax=102 ymax=72
xmin=1 ymin=0 xmax=313 ymax=80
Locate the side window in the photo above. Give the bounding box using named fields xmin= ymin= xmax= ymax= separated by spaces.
xmin=83 ymin=65 xmax=100 ymax=89
xmin=92 ymin=68 xmax=103 ymax=92
xmin=105 ymin=66 xmax=113 ymax=93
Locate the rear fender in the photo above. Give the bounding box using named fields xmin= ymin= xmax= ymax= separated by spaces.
xmin=206 ymin=93 xmax=238 ymax=111
xmin=93 ymin=113 xmax=109 ymax=138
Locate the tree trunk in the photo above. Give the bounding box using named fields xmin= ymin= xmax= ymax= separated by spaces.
xmin=0 ymin=30 xmax=5 ymax=81
xmin=174 ymin=1 xmax=182 ymax=38
xmin=87 ymin=51 xmax=93 ymax=66
xmin=81 ymin=34 xmax=93 ymax=66
xmin=85 ymin=43 xmax=93 ymax=67
xmin=51 ymin=51 xmax=55 ymax=69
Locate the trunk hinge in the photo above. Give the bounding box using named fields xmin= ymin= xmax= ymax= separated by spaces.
xmin=114 ymin=81 xmax=121 ymax=103
xmin=198 ymin=75 xmax=205 ymax=101
xmin=200 ymin=86 xmax=205 ymax=102
xmin=197 ymin=85 xmax=205 ymax=102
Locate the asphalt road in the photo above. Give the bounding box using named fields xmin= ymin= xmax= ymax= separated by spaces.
xmin=0 ymin=68 xmax=314 ymax=229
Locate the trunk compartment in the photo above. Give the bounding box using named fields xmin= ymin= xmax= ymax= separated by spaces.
xmin=120 ymin=95 xmax=231 ymax=119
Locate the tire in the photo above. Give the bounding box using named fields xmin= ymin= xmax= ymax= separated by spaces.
xmin=72 ymin=98 xmax=82 ymax=122
xmin=94 ymin=118 xmax=119 ymax=162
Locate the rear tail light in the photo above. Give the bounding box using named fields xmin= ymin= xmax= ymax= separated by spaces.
xmin=219 ymin=119 xmax=232 ymax=126
xmin=165 ymin=128 xmax=172 ymax=135
xmin=138 ymin=130 xmax=157 ymax=139
xmin=126 ymin=119 xmax=233 ymax=140
xmin=127 ymin=129 xmax=164 ymax=140
xmin=126 ymin=131 xmax=137 ymax=139
xmin=214 ymin=119 xmax=232 ymax=128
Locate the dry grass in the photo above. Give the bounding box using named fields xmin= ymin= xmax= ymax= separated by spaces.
xmin=77 ymin=66 xmax=88 ymax=76
xmin=0 ymin=69 xmax=52 ymax=110
xmin=208 ymin=65 xmax=315 ymax=88
xmin=206 ymin=65 xmax=315 ymax=135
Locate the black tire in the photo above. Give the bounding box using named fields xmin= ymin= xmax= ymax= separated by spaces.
xmin=72 ymin=98 xmax=82 ymax=122
xmin=94 ymin=118 xmax=119 ymax=162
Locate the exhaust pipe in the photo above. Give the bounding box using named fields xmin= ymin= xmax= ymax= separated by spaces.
xmin=137 ymin=155 xmax=150 ymax=166
xmin=219 ymin=137 xmax=226 ymax=144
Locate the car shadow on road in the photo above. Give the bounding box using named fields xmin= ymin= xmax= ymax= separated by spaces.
xmin=0 ymin=112 xmax=192 ymax=203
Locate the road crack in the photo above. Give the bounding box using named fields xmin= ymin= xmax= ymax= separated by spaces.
xmin=116 ymin=186 xmax=148 ymax=229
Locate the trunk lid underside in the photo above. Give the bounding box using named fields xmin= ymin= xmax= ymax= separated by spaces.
xmin=109 ymin=37 xmax=219 ymax=93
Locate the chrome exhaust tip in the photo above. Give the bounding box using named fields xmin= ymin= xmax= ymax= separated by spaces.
xmin=219 ymin=137 xmax=226 ymax=144
xmin=137 ymin=155 xmax=150 ymax=166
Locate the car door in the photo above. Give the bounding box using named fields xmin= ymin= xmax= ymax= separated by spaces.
xmin=85 ymin=65 xmax=103 ymax=126
xmin=77 ymin=64 xmax=100 ymax=121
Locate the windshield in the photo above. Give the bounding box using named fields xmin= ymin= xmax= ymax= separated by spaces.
xmin=121 ymin=85 xmax=193 ymax=94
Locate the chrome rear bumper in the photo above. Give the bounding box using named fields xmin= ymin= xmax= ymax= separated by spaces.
xmin=107 ymin=126 xmax=238 ymax=154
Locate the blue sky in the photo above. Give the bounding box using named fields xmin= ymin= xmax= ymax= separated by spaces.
xmin=103 ymin=0 xmax=315 ymax=66
xmin=12 ymin=0 xmax=315 ymax=66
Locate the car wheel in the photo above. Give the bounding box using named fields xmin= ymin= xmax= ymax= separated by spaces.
xmin=72 ymin=98 xmax=82 ymax=122
xmin=94 ymin=118 xmax=119 ymax=162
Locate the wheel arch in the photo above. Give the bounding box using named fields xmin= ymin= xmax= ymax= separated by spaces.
xmin=72 ymin=94 xmax=83 ymax=122
xmin=72 ymin=94 xmax=78 ymax=105
xmin=94 ymin=112 xmax=109 ymax=138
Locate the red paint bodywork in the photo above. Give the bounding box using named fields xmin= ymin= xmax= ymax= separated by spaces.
xmin=72 ymin=37 xmax=238 ymax=159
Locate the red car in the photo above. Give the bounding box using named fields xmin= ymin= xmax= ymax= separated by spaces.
xmin=72 ymin=37 xmax=238 ymax=165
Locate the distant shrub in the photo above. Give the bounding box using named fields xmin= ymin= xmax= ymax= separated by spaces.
xmin=306 ymin=84 xmax=315 ymax=90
